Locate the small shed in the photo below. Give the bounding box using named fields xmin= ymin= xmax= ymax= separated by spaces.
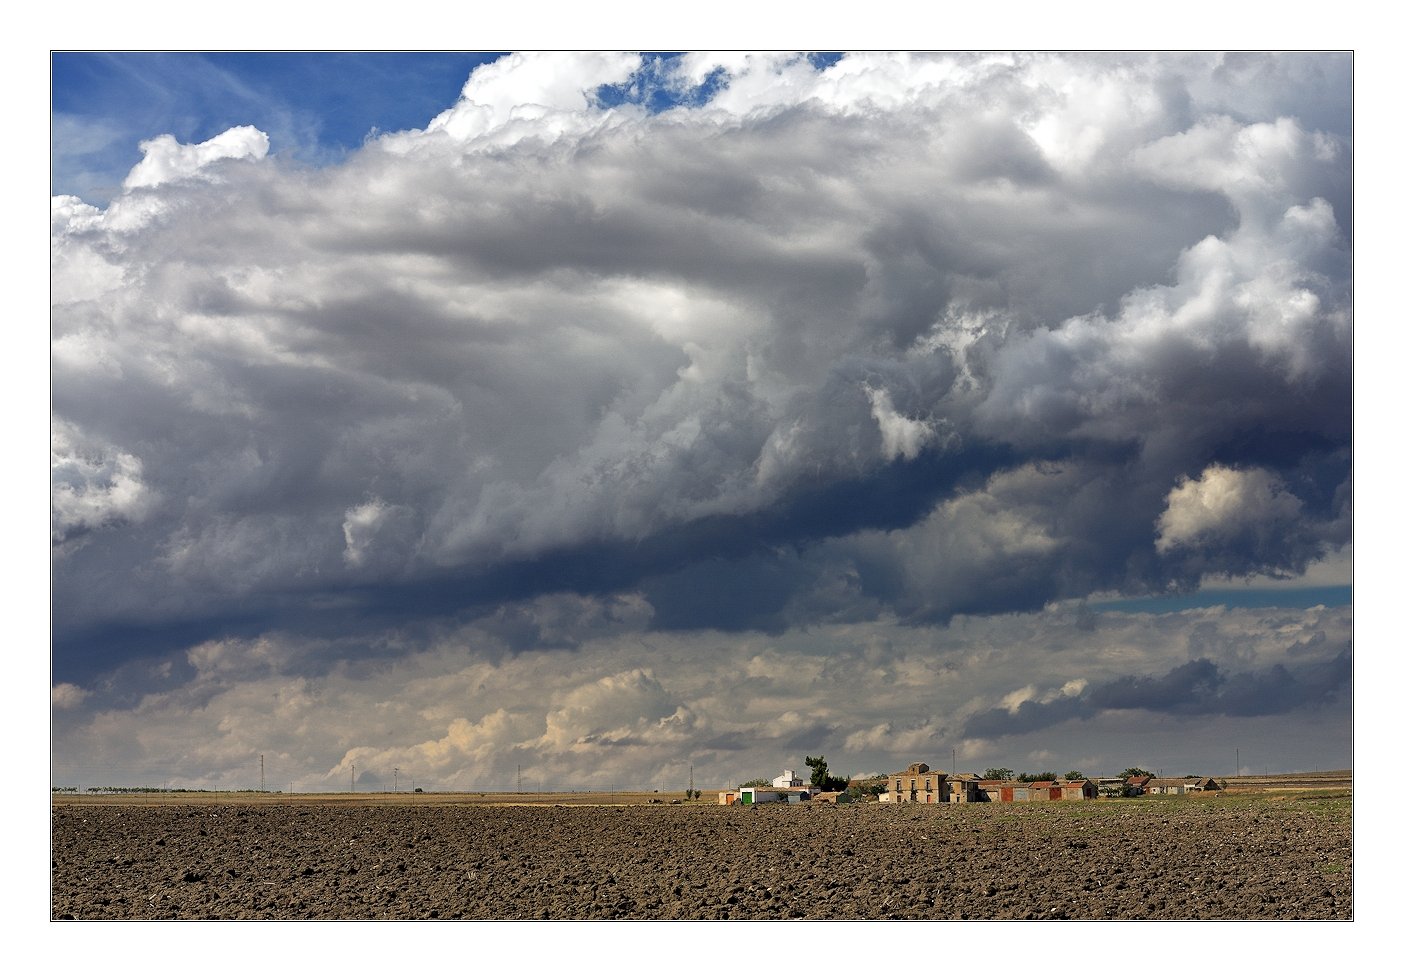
xmin=1052 ymin=779 xmax=1097 ymax=800
xmin=977 ymin=780 xmax=1012 ymax=802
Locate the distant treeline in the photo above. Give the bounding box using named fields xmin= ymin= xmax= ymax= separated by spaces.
xmin=61 ymin=787 xmax=280 ymax=794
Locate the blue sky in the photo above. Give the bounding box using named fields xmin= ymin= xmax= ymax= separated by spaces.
xmin=50 ymin=52 xmax=1352 ymax=793
xmin=53 ymin=52 xmax=506 ymax=202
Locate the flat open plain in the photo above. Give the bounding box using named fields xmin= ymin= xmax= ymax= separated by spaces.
xmin=52 ymin=792 xmax=1350 ymax=919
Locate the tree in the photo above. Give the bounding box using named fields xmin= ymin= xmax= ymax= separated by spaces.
xmin=740 ymin=778 xmax=769 ymax=788
xmin=1065 ymin=771 xmax=1085 ymax=781
xmin=1017 ymin=771 xmax=1057 ymax=783
xmin=803 ymin=754 xmax=850 ymax=792
xmin=1119 ymin=767 xmax=1153 ymax=780
xmin=850 ymin=777 xmax=887 ymax=798
xmin=983 ymin=767 xmax=1015 ymax=780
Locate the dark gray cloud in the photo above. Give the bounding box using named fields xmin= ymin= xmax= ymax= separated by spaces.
xmin=1093 ymin=649 xmax=1352 ymax=717
xmin=962 ymin=647 xmax=1351 ymax=740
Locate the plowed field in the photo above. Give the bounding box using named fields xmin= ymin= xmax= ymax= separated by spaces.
xmin=51 ymin=795 xmax=1350 ymax=919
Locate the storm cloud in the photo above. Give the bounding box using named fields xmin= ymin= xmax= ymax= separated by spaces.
xmin=51 ymin=52 xmax=1351 ymax=787
xmin=961 ymin=647 xmax=1352 ymax=740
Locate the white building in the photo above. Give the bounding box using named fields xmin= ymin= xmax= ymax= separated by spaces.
xmin=772 ymin=769 xmax=809 ymax=788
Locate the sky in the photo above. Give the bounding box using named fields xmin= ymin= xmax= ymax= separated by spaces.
xmin=49 ymin=50 xmax=1354 ymax=794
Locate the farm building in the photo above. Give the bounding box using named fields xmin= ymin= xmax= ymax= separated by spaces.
xmin=1123 ymin=775 xmax=1152 ymax=795
xmin=978 ymin=781 xmax=1031 ymax=802
xmin=973 ymin=779 xmax=1097 ymax=802
xmin=1029 ymin=781 xmax=1058 ymax=801
xmin=947 ymin=775 xmax=983 ymax=803
xmin=887 ymin=763 xmax=950 ymax=803
xmin=724 ymin=770 xmax=823 ymax=805
xmin=885 ymin=760 xmax=1098 ymax=804
xmin=738 ymin=787 xmax=814 ymax=804
xmin=1027 ymin=779 xmax=1098 ymax=801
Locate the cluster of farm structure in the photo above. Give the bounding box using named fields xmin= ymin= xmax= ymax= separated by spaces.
xmin=717 ymin=763 xmax=1225 ymax=806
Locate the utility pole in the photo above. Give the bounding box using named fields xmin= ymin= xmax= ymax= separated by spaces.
xmin=259 ymin=754 xmax=264 ymax=793
xmin=517 ymin=763 xmax=522 ymax=794
xmin=690 ymin=761 xmax=694 ymax=798
xmin=351 ymin=764 xmax=355 ymax=792
xmin=952 ymin=748 xmax=956 ymax=775
xmin=394 ymin=767 xmax=399 ymax=792
xmin=1236 ymin=748 xmax=1240 ymax=777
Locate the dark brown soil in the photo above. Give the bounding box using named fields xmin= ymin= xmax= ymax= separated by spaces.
xmin=51 ymin=798 xmax=1351 ymax=919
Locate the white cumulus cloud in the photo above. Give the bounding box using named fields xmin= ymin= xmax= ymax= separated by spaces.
xmin=123 ymin=125 xmax=269 ymax=190
xmin=1156 ymin=465 xmax=1305 ymax=553
xmin=51 ymin=419 xmax=157 ymax=547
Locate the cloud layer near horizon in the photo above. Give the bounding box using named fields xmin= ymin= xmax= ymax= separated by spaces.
xmin=51 ymin=52 xmax=1351 ymax=786
xmin=52 ymin=599 xmax=1350 ymax=790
